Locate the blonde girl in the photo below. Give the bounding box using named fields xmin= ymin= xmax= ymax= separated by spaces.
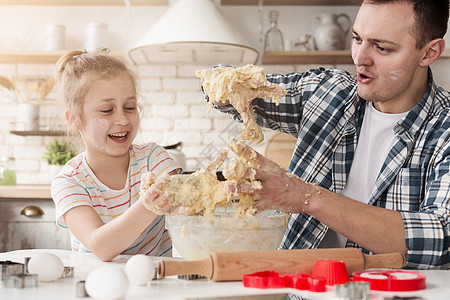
xmin=51 ymin=49 xmax=180 ymax=261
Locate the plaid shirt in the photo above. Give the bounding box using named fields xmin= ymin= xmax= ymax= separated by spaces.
xmin=213 ymin=67 xmax=450 ymax=269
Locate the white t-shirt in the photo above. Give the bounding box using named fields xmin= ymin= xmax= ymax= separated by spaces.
xmin=51 ymin=143 xmax=179 ymax=256
xmin=319 ymin=102 xmax=408 ymax=248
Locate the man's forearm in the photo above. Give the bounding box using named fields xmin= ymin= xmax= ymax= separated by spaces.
xmin=306 ymin=188 xmax=408 ymax=255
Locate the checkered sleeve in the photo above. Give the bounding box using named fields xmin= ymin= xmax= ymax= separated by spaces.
xmin=209 ymin=68 xmax=352 ymax=137
xmin=401 ymin=137 xmax=450 ymax=269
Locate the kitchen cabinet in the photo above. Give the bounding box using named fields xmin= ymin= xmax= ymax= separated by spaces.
xmin=0 ymin=197 xmax=71 ymax=252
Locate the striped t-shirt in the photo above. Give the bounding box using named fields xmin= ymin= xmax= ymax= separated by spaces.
xmin=51 ymin=143 xmax=179 ymax=257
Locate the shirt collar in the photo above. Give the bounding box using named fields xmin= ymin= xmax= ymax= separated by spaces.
xmin=394 ymin=67 xmax=435 ymax=139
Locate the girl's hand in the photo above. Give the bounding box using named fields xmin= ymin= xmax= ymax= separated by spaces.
xmin=227 ymin=148 xmax=321 ymax=214
xmin=141 ymin=175 xmax=180 ymax=214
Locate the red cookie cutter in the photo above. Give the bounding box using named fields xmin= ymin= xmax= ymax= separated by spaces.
xmin=242 ymin=271 xmax=327 ymax=292
xmin=352 ymin=270 xmax=426 ymax=291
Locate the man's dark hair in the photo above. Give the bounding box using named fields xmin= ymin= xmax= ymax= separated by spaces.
xmin=362 ymin=0 xmax=449 ymax=49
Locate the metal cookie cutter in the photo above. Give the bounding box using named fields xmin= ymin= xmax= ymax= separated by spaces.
xmin=1 ymin=257 xmax=74 ymax=289
xmin=1 ymin=260 xmax=38 ymax=289
xmin=62 ymin=266 xmax=75 ymax=278
xmin=335 ymin=281 xmax=371 ymax=300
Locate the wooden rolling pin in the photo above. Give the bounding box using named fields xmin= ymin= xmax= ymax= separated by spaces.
xmin=158 ymin=248 xmax=405 ymax=282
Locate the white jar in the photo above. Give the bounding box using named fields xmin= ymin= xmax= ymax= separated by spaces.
xmin=17 ymin=103 xmax=39 ymax=131
xmin=313 ymin=13 xmax=351 ymax=51
xmin=85 ymin=22 xmax=108 ymax=52
xmin=45 ymin=23 xmax=66 ymax=51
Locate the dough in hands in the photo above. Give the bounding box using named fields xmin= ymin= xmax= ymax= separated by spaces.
xmin=141 ymin=139 xmax=261 ymax=217
xmin=196 ymin=64 xmax=286 ymax=144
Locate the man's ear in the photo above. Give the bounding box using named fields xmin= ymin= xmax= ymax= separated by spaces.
xmin=65 ymin=109 xmax=81 ymax=130
xmin=419 ymin=38 xmax=445 ymax=67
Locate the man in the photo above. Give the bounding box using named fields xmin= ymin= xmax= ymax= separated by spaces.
xmin=205 ymin=0 xmax=449 ymax=269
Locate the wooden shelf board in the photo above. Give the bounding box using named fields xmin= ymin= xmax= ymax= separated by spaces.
xmin=0 ymin=185 xmax=51 ymax=199
xmin=10 ymin=130 xmax=66 ymax=136
xmin=221 ymin=0 xmax=358 ymax=5
xmin=0 ymin=51 xmax=123 ymax=63
xmin=0 ymin=0 xmax=168 ymax=5
xmin=1 ymin=49 xmax=448 ymax=66
xmin=262 ymin=50 xmax=353 ymax=65
xmin=262 ymin=49 xmax=450 ymax=65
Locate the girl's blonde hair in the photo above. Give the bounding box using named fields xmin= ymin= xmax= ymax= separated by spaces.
xmin=54 ymin=49 xmax=141 ymax=126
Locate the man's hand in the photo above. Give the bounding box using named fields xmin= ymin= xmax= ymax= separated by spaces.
xmin=196 ymin=65 xmax=286 ymax=144
xmin=226 ymin=147 xmax=321 ymax=214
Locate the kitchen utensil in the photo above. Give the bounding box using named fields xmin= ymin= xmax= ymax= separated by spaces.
xmin=158 ymin=248 xmax=406 ymax=282
xmin=311 ymin=259 xmax=350 ymax=285
xmin=1 ymin=261 xmax=24 ymax=281
xmin=0 ymin=76 xmax=14 ymax=90
xmin=334 ymin=281 xmax=371 ymax=299
xmin=1 ymin=258 xmax=73 ymax=286
xmin=7 ymin=76 xmax=54 ymax=104
xmin=165 ymin=210 xmax=288 ymax=260
xmin=352 ymin=270 xmax=426 ymax=291
xmin=76 ymin=280 xmax=89 ymax=298
xmin=242 ymin=270 xmax=326 ymax=292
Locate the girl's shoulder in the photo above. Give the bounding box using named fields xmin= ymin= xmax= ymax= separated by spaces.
xmin=51 ymin=152 xmax=91 ymax=197
xmin=130 ymin=143 xmax=164 ymax=161
xmin=57 ymin=152 xmax=87 ymax=179
xmin=130 ymin=143 xmax=178 ymax=174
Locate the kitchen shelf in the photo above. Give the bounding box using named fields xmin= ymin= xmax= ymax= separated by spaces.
xmin=2 ymin=0 xmax=354 ymax=5
xmin=262 ymin=49 xmax=450 ymax=65
xmin=0 ymin=0 xmax=168 ymax=5
xmin=0 ymin=185 xmax=51 ymax=199
xmin=221 ymin=0 xmax=357 ymax=5
xmin=10 ymin=130 xmax=66 ymax=136
xmin=0 ymin=51 xmax=124 ymax=64
xmin=262 ymin=50 xmax=353 ymax=65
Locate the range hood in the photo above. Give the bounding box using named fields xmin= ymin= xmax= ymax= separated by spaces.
xmin=128 ymin=0 xmax=259 ymax=65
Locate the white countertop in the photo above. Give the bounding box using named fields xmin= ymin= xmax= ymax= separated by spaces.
xmin=0 ymin=249 xmax=449 ymax=300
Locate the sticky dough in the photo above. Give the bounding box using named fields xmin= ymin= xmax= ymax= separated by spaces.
xmin=141 ymin=139 xmax=261 ymax=217
xmin=142 ymin=65 xmax=284 ymax=217
xmin=195 ymin=64 xmax=286 ymax=144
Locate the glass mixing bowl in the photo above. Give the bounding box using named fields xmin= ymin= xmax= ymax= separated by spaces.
xmin=165 ymin=210 xmax=288 ymax=260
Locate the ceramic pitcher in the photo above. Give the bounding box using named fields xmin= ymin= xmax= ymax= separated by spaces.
xmin=313 ymin=13 xmax=351 ymax=51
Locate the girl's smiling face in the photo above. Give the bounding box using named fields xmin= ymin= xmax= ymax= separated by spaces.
xmin=78 ymin=72 xmax=139 ymax=158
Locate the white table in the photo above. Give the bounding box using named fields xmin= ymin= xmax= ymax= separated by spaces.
xmin=1 ymin=249 xmax=449 ymax=300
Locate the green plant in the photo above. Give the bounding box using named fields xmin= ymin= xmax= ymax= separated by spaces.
xmin=43 ymin=139 xmax=76 ymax=166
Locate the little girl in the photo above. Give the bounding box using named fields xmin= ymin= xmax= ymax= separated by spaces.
xmin=51 ymin=49 xmax=181 ymax=261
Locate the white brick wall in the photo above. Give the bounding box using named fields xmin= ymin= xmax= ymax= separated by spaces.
xmin=1 ymin=58 xmax=449 ymax=184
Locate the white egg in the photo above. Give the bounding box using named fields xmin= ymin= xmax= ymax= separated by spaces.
xmin=85 ymin=266 xmax=128 ymax=300
xmin=125 ymin=254 xmax=155 ymax=285
xmin=27 ymin=252 xmax=64 ymax=282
